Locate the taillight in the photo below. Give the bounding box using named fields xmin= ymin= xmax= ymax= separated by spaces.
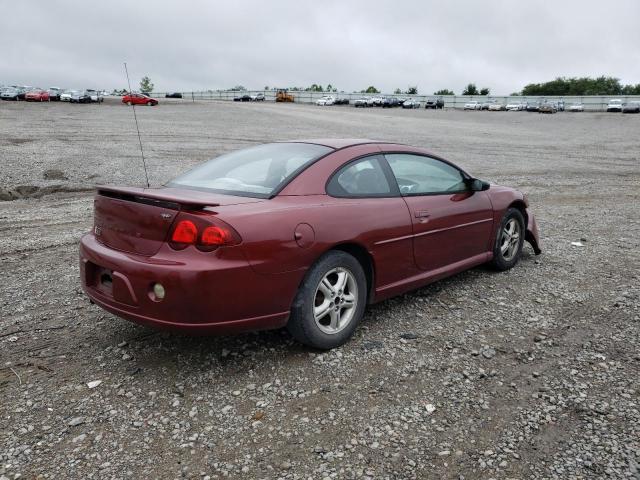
xmin=168 ymin=213 xmax=241 ymax=251
xmin=171 ymin=220 xmax=197 ymax=244
xmin=201 ymin=226 xmax=230 ymax=246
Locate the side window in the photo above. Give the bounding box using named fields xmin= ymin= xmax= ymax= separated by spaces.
xmin=385 ymin=154 xmax=467 ymax=195
xmin=327 ymin=156 xmax=393 ymax=197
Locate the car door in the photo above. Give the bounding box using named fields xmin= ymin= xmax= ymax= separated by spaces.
xmin=324 ymin=154 xmax=415 ymax=288
xmin=384 ymin=153 xmax=494 ymax=272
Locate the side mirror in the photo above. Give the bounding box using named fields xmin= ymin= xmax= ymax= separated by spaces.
xmin=469 ymin=178 xmax=490 ymax=191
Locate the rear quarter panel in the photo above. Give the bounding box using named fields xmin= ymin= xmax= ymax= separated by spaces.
xmin=218 ymin=195 xmax=415 ymax=290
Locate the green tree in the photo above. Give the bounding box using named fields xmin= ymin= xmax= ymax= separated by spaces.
xmin=361 ymin=86 xmax=380 ymax=94
xmin=520 ymin=76 xmax=629 ymax=96
xmin=139 ymin=76 xmax=154 ymax=93
xmin=622 ymin=83 xmax=640 ymax=94
xmin=406 ymin=86 xmax=418 ymax=95
xmin=231 ymin=85 xmax=246 ymax=91
xmin=462 ymin=83 xmax=479 ymax=95
xmin=479 ymin=87 xmax=490 ymax=95
xmin=434 ymin=89 xmax=454 ymax=95
xmin=394 ymin=88 xmax=402 ymax=94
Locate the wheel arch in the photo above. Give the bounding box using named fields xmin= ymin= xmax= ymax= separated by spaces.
xmin=508 ymin=200 xmax=528 ymax=225
xmin=326 ymin=242 xmax=376 ymax=303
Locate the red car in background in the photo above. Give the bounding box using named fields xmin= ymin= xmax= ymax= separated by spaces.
xmin=80 ymin=140 xmax=541 ymax=350
xmin=122 ymin=93 xmax=158 ymax=106
xmin=25 ymin=90 xmax=50 ymax=102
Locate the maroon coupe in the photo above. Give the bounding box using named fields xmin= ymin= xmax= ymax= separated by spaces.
xmin=80 ymin=140 xmax=541 ymax=349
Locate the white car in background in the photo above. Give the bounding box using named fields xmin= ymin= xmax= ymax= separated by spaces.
xmin=463 ymin=101 xmax=481 ymax=110
xmin=60 ymin=90 xmax=76 ymax=102
xmin=606 ymin=99 xmax=622 ymax=112
xmin=506 ymin=101 xmax=524 ymax=111
xmin=568 ymin=103 xmax=584 ymax=112
xmin=316 ymin=95 xmax=335 ymax=106
xmin=86 ymin=89 xmax=104 ymax=103
xmin=488 ymin=102 xmax=506 ymax=111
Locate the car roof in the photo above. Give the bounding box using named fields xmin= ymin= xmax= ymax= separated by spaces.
xmin=283 ymin=139 xmax=396 ymax=149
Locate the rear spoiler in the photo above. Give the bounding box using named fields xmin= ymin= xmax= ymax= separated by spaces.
xmin=96 ymin=185 xmax=219 ymax=210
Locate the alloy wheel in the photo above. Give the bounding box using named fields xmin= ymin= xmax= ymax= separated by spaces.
xmin=313 ymin=267 xmax=358 ymax=335
xmin=500 ymin=218 xmax=521 ymax=261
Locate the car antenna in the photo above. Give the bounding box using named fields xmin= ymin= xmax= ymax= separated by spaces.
xmin=123 ymin=62 xmax=150 ymax=188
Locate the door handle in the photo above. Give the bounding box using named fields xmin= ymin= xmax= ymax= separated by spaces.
xmin=414 ymin=210 xmax=430 ymax=218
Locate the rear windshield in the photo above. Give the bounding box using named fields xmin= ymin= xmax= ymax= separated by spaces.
xmin=168 ymin=143 xmax=333 ymax=198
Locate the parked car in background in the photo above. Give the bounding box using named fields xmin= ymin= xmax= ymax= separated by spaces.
xmin=25 ymin=90 xmax=50 ymax=102
xmin=480 ymin=100 xmax=493 ymax=110
xmin=539 ymin=102 xmax=557 ymax=114
xmin=505 ymin=101 xmax=524 ymax=111
xmin=568 ymin=103 xmax=584 ymax=112
xmin=334 ymin=97 xmax=350 ymax=105
xmin=234 ymin=94 xmax=252 ymax=102
xmin=464 ymin=101 xmax=481 ymax=110
xmin=354 ymin=97 xmax=371 ymax=108
xmin=60 ymin=90 xmax=75 ymax=102
xmin=425 ymin=98 xmax=444 ymax=109
xmin=48 ymin=87 xmax=62 ymax=101
xmin=488 ymin=102 xmax=506 ymax=111
xmin=622 ymin=101 xmax=640 ymax=113
xmin=371 ymin=96 xmax=385 ymax=107
xmin=71 ymin=91 xmax=92 ymax=103
xmin=556 ymin=100 xmax=565 ymax=111
xmin=16 ymin=87 xmax=30 ymax=100
xmin=526 ymin=101 xmax=540 ymax=112
xmin=402 ymin=99 xmax=420 ymax=109
xmin=86 ymin=89 xmax=104 ymax=103
xmin=1 ymin=87 xmax=21 ymax=101
xmin=250 ymin=93 xmax=265 ymax=101
xmin=316 ymin=95 xmax=336 ymax=106
xmin=382 ymin=97 xmax=400 ymax=108
xmin=79 ymin=140 xmax=540 ymax=350
xmin=606 ymin=99 xmax=623 ymax=112
xmin=122 ymin=93 xmax=158 ymax=106
xmin=165 ymin=92 xmax=183 ymax=99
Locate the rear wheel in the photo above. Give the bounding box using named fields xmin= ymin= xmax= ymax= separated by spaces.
xmin=490 ymin=208 xmax=525 ymax=271
xmin=288 ymin=251 xmax=366 ymax=350
xmin=127 ymin=101 xmax=132 ymax=106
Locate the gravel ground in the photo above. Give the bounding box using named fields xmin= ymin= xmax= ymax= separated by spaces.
xmin=1 ymin=100 xmax=639 ymax=479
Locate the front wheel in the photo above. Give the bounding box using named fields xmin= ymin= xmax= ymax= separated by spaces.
xmin=287 ymin=251 xmax=367 ymax=350
xmin=126 ymin=101 xmax=132 ymax=106
xmin=146 ymin=101 xmax=152 ymax=106
xmin=490 ymin=208 xmax=525 ymax=271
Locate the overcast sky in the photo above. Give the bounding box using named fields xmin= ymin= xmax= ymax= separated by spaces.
xmin=2 ymin=0 xmax=639 ymax=95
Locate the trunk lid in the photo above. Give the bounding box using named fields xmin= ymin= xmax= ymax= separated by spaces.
xmin=93 ymin=186 xmax=262 ymax=256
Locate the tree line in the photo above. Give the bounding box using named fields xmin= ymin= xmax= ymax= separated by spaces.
xmin=139 ymin=75 xmax=640 ymax=96
xmin=519 ymin=76 xmax=640 ymax=96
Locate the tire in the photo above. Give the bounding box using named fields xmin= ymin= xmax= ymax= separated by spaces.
xmin=127 ymin=101 xmax=132 ymax=106
xmin=490 ymin=208 xmax=525 ymax=271
xmin=146 ymin=101 xmax=152 ymax=106
xmin=287 ymin=251 xmax=367 ymax=350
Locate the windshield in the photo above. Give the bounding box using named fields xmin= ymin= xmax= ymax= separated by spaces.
xmin=168 ymin=143 xmax=333 ymax=198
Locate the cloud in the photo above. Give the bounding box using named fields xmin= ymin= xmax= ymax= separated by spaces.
xmin=1 ymin=0 xmax=639 ymax=94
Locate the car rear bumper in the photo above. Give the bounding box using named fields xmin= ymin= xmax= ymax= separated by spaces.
xmin=79 ymin=234 xmax=293 ymax=334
